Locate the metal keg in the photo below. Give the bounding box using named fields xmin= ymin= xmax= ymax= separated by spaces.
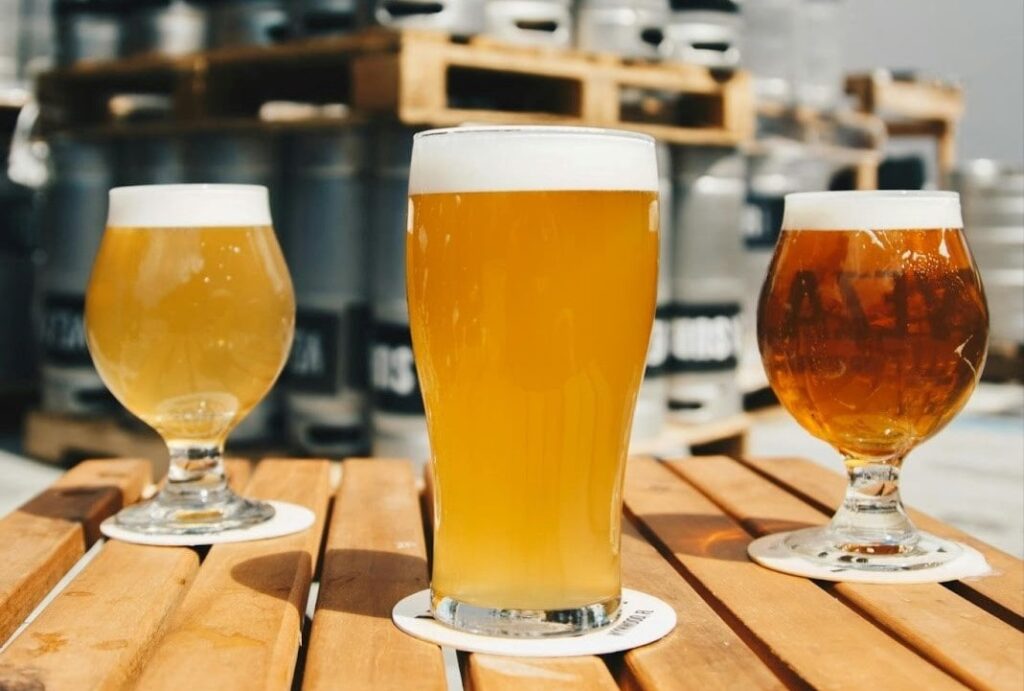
xmin=795 ymin=0 xmax=844 ymax=110
xmin=119 ymin=134 xmax=188 ymax=185
xmin=38 ymin=136 xmax=118 ymax=415
xmin=297 ymin=0 xmax=363 ymax=36
xmin=741 ymin=0 xmax=797 ymax=103
xmin=281 ymin=128 xmax=371 ymax=456
xmin=954 ymin=160 xmax=1024 ymax=348
xmin=186 ymin=130 xmax=283 ymax=442
xmin=631 ymin=142 xmax=672 ymax=443
xmin=202 ymin=0 xmax=292 ymax=48
xmin=370 ymin=127 xmax=430 ymax=462
xmin=0 ymin=164 xmax=36 ymax=391
xmin=374 ymin=0 xmax=484 ymax=36
xmin=663 ymin=0 xmax=740 ymax=68
xmin=575 ymin=0 xmax=668 ymax=59
xmin=55 ymin=0 xmax=125 ymax=66
xmin=122 ymin=0 xmax=207 ymax=57
xmin=482 ymin=0 xmax=572 ymax=48
xmin=668 ymin=145 xmax=745 ymax=423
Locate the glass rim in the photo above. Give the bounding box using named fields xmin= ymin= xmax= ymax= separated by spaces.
xmin=107 ymin=184 xmax=272 ymax=228
xmin=785 ymin=190 xmax=960 ymax=202
xmin=412 ymin=125 xmax=655 ymax=145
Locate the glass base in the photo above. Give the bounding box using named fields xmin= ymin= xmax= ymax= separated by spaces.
xmin=114 ymin=488 xmax=275 ymax=535
xmin=784 ymin=526 xmax=962 ymax=572
xmin=431 ymin=592 xmax=621 ymax=637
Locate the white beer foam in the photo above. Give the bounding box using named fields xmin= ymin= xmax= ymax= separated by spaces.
xmin=107 ymin=184 xmax=272 ymax=228
xmin=409 ymin=127 xmax=659 ymax=194
xmin=783 ymin=191 xmax=962 ymax=230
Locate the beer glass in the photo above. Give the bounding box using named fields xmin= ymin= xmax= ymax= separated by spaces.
xmin=758 ymin=191 xmax=988 ymax=571
xmin=86 ymin=185 xmax=295 ymax=534
xmin=407 ymin=127 xmax=659 ymax=636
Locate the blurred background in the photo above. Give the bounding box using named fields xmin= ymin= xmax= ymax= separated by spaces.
xmin=0 ymin=0 xmax=1021 ymax=553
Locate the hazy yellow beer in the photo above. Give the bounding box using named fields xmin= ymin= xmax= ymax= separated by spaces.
xmin=407 ymin=127 xmax=659 ymax=635
xmin=85 ymin=184 xmax=294 ymax=535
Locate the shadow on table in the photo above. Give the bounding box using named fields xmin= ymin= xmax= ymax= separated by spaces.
xmin=230 ymin=549 xmax=427 ymax=619
xmin=18 ymin=484 xmax=127 ymax=544
xmin=628 ymin=512 xmax=816 ymax=562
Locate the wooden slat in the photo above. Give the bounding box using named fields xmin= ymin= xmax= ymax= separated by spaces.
xmin=224 ymin=458 xmax=253 ymax=493
xmin=740 ymin=456 xmax=1024 ymax=627
xmin=303 ymin=459 xmax=445 ymax=691
xmin=134 ymin=459 xmax=331 ymax=691
xmin=671 ymin=456 xmax=1024 ymax=691
xmin=619 ymin=517 xmax=784 ymax=690
xmin=623 ymin=457 xmax=964 ymax=690
xmin=0 ymin=459 xmax=150 ymax=645
xmin=0 ymin=540 xmax=197 ymax=690
xmin=465 ymin=655 xmax=617 ymax=691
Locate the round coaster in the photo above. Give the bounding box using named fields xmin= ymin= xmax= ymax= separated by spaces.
xmin=392 ymin=588 xmax=676 ymax=657
xmin=99 ymin=500 xmax=315 ymax=546
xmin=748 ymin=531 xmax=991 ymax=584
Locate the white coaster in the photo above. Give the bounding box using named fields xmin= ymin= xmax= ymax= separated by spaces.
xmin=392 ymin=588 xmax=676 ymax=657
xmin=99 ymin=500 xmax=316 ymax=546
xmin=748 ymin=531 xmax=992 ymax=584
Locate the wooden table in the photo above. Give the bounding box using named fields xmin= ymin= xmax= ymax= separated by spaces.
xmin=0 ymin=455 xmax=1020 ymax=690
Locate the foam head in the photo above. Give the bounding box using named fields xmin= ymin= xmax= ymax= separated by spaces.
xmin=782 ymin=191 xmax=963 ymax=231
xmin=107 ymin=184 xmax=272 ymax=228
xmin=408 ymin=126 xmax=659 ymax=194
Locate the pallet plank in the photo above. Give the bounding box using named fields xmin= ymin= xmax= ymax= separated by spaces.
xmin=619 ymin=516 xmax=784 ymax=690
xmin=0 ymin=540 xmax=197 ymax=690
xmin=740 ymin=456 xmax=1024 ymax=627
xmin=0 ymin=459 xmax=150 ymax=645
xmin=224 ymin=458 xmax=253 ymax=494
xmin=465 ymin=655 xmax=617 ymax=691
xmin=670 ymin=456 xmax=1024 ymax=691
xmin=623 ymin=457 xmax=964 ymax=690
xmin=303 ymin=459 xmax=445 ymax=691
xmin=134 ymin=459 xmax=331 ymax=691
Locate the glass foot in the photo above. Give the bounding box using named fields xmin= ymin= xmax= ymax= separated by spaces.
xmin=114 ymin=488 xmax=275 ymax=535
xmin=784 ymin=526 xmax=962 ymax=572
xmin=431 ymin=592 xmax=620 ymax=637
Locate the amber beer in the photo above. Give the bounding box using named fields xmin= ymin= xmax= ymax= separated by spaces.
xmin=407 ymin=127 xmax=659 ymax=635
xmin=758 ymin=194 xmax=988 ymax=463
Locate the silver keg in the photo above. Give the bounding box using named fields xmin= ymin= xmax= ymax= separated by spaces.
xmin=954 ymin=160 xmax=1024 ymax=348
xmin=120 ymin=134 xmax=188 ymax=185
xmin=663 ymin=0 xmax=740 ymax=68
xmin=38 ymin=136 xmax=118 ymax=415
xmin=374 ymin=0 xmax=484 ymax=36
xmin=186 ymin=129 xmax=283 ymax=442
xmin=668 ymin=145 xmax=745 ymax=423
xmin=482 ymin=0 xmax=572 ymax=48
xmin=122 ymin=0 xmax=207 ymax=57
xmin=795 ymin=0 xmax=844 ymax=110
xmin=631 ymin=142 xmax=672 ymax=443
xmin=575 ymin=0 xmax=668 ymax=59
xmin=741 ymin=0 xmax=797 ymax=103
xmin=370 ymin=126 xmax=430 ymax=462
xmin=55 ymin=0 xmax=125 ymax=66
xmin=202 ymin=0 xmax=292 ymax=48
xmin=282 ymin=127 xmax=371 ymax=456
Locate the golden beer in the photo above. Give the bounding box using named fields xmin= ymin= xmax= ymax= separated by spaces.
xmin=406 ymin=128 xmax=659 ymax=635
xmin=87 ymin=225 xmax=294 ymax=443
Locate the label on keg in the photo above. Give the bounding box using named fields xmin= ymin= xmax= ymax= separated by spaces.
xmin=743 ymin=194 xmax=785 ymax=249
xmin=286 ymin=306 xmax=369 ymax=395
xmin=371 ymin=320 xmax=425 ymax=415
xmin=41 ymin=293 xmax=91 ymax=367
xmin=645 ymin=304 xmax=672 ymax=378
xmin=669 ymin=302 xmax=742 ymax=372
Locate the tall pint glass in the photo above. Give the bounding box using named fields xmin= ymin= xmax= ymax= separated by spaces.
xmin=407 ymin=127 xmax=659 ymax=636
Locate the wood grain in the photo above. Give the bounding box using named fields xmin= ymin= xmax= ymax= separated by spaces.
xmin=303 ymin=459 xmax=445 ymax=691
xmin=739 ymin=455 xmax=1024 ymax=627
xmin=619 ymin=516 xmax=784 ymax=690
xmin=133 ymin=459 xmax=331 ymax=691
xmin=465 ymin=655 xmax=617 ymax=691
xmin=624 ymin=456 xmax=964 ymax=690
xmin=224 ymin=458 xmax=253 ymax=494
xmin=671 ymin=456 xmax=1024 ymax=691
xmin=0 ymin=459 xmax=150 ymax=645
xmin=0 ymin=540 xmax=197 ymax=690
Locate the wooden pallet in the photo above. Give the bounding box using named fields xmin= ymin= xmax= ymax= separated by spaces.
xmin=37 ymin=29 xmax=754 ymax=146
xmin=0 ymin=455 xmax=1020 ymax=689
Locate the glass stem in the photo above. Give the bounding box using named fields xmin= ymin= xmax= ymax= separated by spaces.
xmin=164 ymin=442 xmax=229 ymax=499
xmin=826 ymin=460 xmax=918 ymax=554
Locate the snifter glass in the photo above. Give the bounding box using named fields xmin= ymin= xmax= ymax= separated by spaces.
xmin=85 ymin=184 xmax=295 ymax=534
xmin=757 ymin=190 xmax=988 ymax=571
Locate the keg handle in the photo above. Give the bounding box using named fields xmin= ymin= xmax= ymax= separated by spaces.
xmin=7 ymin=98 xmax=49 ymax=188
